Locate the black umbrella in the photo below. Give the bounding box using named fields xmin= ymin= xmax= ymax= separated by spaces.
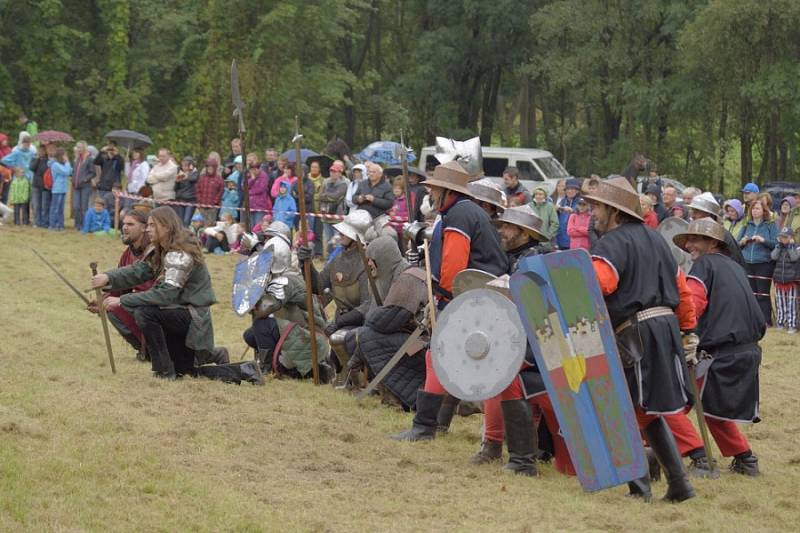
xmin=105 ymin=130 xmax=153 ymax=150
xmin=384 ymin=165 xmax=427 ymax=182
xmin=306 ymin=154 xmax=334 ymax=176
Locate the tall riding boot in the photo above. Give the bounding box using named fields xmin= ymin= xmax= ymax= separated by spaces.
xmin=436 ymin=394 xmax=460 ymax=434
xmin=644 ymin=418 xmax=696 ymax=502
xmin=501 ymin=400 xmax=538 ymax=476
xmin=390 ymin=390 xmax=444 ymax=442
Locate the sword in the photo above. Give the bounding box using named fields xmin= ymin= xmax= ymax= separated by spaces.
xmin=90 ymin=262 xmax=117 ymax=374
xmin=31 ymin=248 xmax=91 ymax=306
xmin=688 ymin=359 xmax=719 ymax=477
xmin=357 ymin=325 xmax=424 ymax=400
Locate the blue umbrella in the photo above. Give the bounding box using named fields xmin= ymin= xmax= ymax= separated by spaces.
xmin=281 ymin=148 xmax=319 ymax=164
xmin=357 ymin=141 xmax=416 ymax=166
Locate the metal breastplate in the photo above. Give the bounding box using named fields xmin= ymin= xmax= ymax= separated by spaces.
xmin=329 ymin=248 xmax=365 ymax=309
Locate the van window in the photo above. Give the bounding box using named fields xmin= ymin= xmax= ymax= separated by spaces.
xmin=535 ymin=157 xmax=569 ymax=180
xmin=483 ymin=157 xmax=509 ymax=177
xmin=517 ymin=161 xmax=544 ymax=182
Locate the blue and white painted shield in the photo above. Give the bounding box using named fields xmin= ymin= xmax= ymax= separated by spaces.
xmin=231 ymin=250 xmax=273 ymax=316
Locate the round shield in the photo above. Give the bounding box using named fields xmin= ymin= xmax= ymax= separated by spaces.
xmin=231 ymin=250 xmax=274 ymax=316
xmin=452 ymin=269 xmax=497 ymax=297
xmin=432 ymin=289 xmax=526 ymax=401
xmin=657 ymin=217 xmax=693 ymax=272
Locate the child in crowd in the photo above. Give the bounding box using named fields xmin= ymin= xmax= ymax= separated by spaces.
xmin=47 ymin=147 xmax=72 ymax=231
xmin=388 ymin=177 xmax=408 ymax=239
xmin=81 ymin=197 xmax=111 ymax=234
xmin=771 ymin=227 xmax=800 ymax=334
xmin=9 ymin=166 xmax=30 ymax=225
xmin=566 ymin=197 xmax=591 ymax=250
xmin=203 ymin=212 xmax=241 ymax=254
xmin=272 ymin=181 xmax=297 ymax=228
xmin=189 ymin=212 xmax=206 ymax=243
xmin=220 ymin=177 xmax=240 ymax=221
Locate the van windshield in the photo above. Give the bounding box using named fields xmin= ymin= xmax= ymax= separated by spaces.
xmin=535 ymin=157 xmax=569 ymax=180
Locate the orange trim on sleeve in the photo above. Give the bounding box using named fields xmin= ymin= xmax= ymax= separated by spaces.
xmin=439 ymin=230 xmax=471 ymax=295
xmin=592 ymin=257 xmax=619 ymax=296
xmin=674 ymin=269 xmax=698 ymax=330
xmin=685 ymin=276 xmax=708 ymax=319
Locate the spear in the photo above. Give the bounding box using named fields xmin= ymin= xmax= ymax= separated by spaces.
xmin=231 ymin=59 xmax=251 ymax=230
xmin=293 ymin=116 xmax=320 ymax=385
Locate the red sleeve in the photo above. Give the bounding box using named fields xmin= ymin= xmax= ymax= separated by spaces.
xmin=685 ymin=276 xmax=708 ymax=319
xmin=674 ymin=269 xmax=697 ymax=330
xmin=592 ymin=257 xmax=619 ymax=296
xmin=439 ymin=230 xmax=471 ymax=296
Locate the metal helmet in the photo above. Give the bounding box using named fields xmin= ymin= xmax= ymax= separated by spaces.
xmin=434 ymin=136 xmax=483 ymax=178
xmin=333 ymin=209 xmax=373 ymax=242
xmin=493 ymin=205 xmax=547 ymax=241
xmin=688 ymin=192 xmax=721 ymax=220
xmin=468 ymin=177 xmax=506 ymax=209
xmin=264 ymin=221 xmax=291 ymax=245
xmin=672 ymin=217 xmax=728 ymax=253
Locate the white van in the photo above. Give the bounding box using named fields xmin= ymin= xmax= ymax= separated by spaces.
xmin=417 ymin=146 xmax=570 ymax=195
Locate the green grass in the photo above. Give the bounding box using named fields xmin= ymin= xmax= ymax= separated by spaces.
xmin=1 ymin=224 xmax=799 ymax=532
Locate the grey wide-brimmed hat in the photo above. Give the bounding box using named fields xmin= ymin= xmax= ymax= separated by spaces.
xmin=424 ymin=160 xmax=473 ymax=196
xmin=688 ymin=192 xmax=721 ymax=220
xmin=581 ymin=176 xmax=644 ymax=222
xmin=672 ymin=218 xmax=728 ymax=253
xmin=468 ymin=178 xmax=506 ymax=210
xmin=492 ymin=205 xmax=547 ymax=241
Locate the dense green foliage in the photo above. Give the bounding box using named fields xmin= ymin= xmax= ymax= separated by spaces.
xmin=2 ymin=0 xmax=799 ymax=191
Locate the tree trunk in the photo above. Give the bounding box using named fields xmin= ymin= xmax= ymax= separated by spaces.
xmin=344 ymin=85 xmax=356 ymax=147
xmin=740 ymin=110 xmax=753 ymax=186
xmin=713 ymin=101 xmax=728 ymax=195
xmin=479 ymin=67 xmax=502 ymax=146
xmin=519 ymin=78 xmax=531 ymax=147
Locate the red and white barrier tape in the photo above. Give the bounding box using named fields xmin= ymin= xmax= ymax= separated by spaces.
xmin=113 ymin=191 xmax=410 ymax=223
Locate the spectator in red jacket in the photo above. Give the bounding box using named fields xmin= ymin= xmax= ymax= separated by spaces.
xmin=640 ymin=194 xmax=659 ymax=228
xmin=566 ymin=197 xmax=591 ymax=250
xmin=195 ymin=159 xmax=224 ymax=226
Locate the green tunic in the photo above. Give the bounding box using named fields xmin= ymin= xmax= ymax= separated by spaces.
xmin=105 ymin=256 xmax=217 ymax=353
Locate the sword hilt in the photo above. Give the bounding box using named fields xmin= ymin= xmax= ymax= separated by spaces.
xmin=90 ymin=262 xmax=99 ymax=277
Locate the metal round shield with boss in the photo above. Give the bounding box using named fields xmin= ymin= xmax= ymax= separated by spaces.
xmin=432 ymin=289 xmax=526 ymax=401
xmin=231 ymin=250 xmax=273 ymax=316
xmin=657 ymin=217 xmax=693 ymax=272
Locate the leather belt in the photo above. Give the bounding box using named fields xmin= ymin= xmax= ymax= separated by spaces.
xmin=614 ymin=306 xmax=674 ymax=334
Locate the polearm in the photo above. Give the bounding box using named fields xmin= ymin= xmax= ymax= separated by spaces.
xmin=231 ymin=59 xmax=251 ymax=230
xmin=90 ymin=262 xmax=117 ymax=374
xmin=31 ymin=248 xmax=91 ymax=306
xmin=396 ymin=133 xmax=413 ymax=251
xmin=293 ymin=117 xmax=320 ymax=385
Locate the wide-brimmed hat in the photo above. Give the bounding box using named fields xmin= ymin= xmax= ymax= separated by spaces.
xmin=581 ymin=176 xmax=644 ymax=222
xmin=424 ymin=161 xmax=473 ymax=196
xmin=673 ymin=218 xmax=727 ymax=253
xmin=492 ymin=205 xmax=547 ymax=241
xmin=688 ymin=191 xmax=721 ymax=219
xmin=468 ymin=178 xmax=506 ymax=210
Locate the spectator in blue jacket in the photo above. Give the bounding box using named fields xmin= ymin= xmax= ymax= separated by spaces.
xmin=82 ymin=197 xmax=112 ymax=234
xmin=272 ymin=180 xmax=297 ymax=228
xmin=738 ymin=198 xmax=778 ymax=325
xmin=555 ymin=178 xmax=581 ymax=249
xmin=47 ymin=147 xmax=72 ymax=231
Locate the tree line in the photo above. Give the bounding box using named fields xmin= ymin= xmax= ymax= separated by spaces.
xmin=2 ymin=0 xmax=799 ymax=193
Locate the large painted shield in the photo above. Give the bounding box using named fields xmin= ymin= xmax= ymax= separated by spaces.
xmin=509 ymin=249 xmax=647 ymax=492
xmin=232 ymin=250 xmax=273 ymax=316
xmin=432 ymin=289 xmax=526 ymax=401
xmin=658 ymin=217 xmax=693 ymax=272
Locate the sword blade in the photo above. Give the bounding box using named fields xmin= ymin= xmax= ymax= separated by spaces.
xmin=31 ymin=248 xmax=91 ymax=305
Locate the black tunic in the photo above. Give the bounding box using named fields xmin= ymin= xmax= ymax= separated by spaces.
xmin=591 ymin=222 xmax=691 ymax=414
xmin=688 ymin=253 xmax=764 ymax=422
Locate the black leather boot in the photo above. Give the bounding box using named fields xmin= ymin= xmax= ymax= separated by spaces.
xmin=501 ymin=400 xmax=538 ymax=476
xmin=390 ymin=390 xmax=444 ymax=442
xmin=730 ymin=452 xmax=760 ymax=476
xmin=644 ymin=418 xmax=696 ymax=502
xmin=436 ymin=394 xmax=460 ymax=434
xmin=469 ymin=440 xmax=503 ymax=465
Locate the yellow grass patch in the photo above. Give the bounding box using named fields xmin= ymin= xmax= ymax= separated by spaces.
xmin=1 ymin=225 xmax=798 ymax=531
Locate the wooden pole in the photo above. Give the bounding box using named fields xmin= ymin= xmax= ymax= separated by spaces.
xmin=422 ymin=238 xmax=436 ymax=329
xmin=90 ymin=262 xmax=117 ymax=374
xmin=294 ymin=116 xmax=320 ymax=385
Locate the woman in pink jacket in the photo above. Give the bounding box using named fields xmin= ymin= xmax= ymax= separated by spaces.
xmin=246 ymin=153 xmax=271 ymax=226
xmin=270 ymin=164 xmax=297 ymax=199
xmin=566 ymin=197 xmax=591 ymax=250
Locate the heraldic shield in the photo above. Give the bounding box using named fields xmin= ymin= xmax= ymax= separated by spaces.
xmin=231 ymin=250 xmax=273 ymax=316
xmin=509 ymin=249 xmax=647 ymax=492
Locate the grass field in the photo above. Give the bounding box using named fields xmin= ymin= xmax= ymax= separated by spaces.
xmin=1 ymin=224 xmax=799 ymax=532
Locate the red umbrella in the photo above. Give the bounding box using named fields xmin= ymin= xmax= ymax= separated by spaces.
xmin=34 ymin=130 xmax=74 ymax=143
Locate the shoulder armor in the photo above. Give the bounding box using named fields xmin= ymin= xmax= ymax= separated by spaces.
xmin=163 ymin=250 xmax=193 ymax=288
